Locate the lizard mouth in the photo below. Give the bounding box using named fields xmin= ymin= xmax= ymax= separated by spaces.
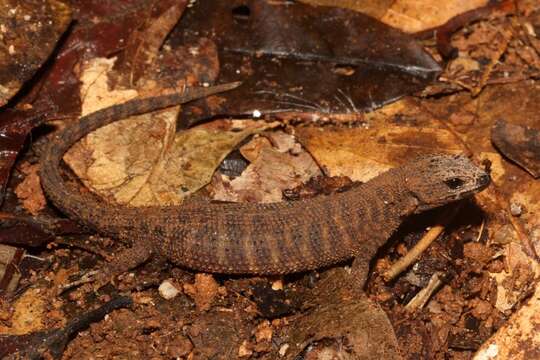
xmin=413 ymin=184 xmax=490 ymax=213
xmin=455 ymin=174 xmax=491 ymax=199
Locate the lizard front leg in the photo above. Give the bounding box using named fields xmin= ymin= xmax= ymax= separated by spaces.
xmin=351 ymin=256 xmax=370 ymax=290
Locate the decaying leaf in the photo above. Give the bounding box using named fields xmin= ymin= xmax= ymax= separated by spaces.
xmin=177 ymin=0 xmax=441 ymax=125
xmin=474 ymin=281 xmax=540 ymax=360
xmin=211 ymin=131 xmax=322 ymax=203
xmin=489 ymin=242 xmax=540 ymax=314
xmin=491 ymin=119 xmax=540 ymax=178
xmin=119 ymin=0 xmax=188 ymax=86
xmin=285 ymin=269 xmax=402 ymax=360
xmin=0 ymin=0 xmax=71 ymax=106
xmin=65 ymin=58 xmax=270 ymax=206
xmin=296 ymin=99 xmax=464 ymax=182
xmin=14 ymin=162 xmax=46 ymax=215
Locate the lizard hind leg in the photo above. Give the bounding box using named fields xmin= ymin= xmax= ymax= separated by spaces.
xmin=93 ymin=238 xmax=154 ymax=290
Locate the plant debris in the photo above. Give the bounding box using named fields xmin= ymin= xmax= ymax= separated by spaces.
xmin=491 ymin=119 xmax=540 ymax=178
xmin=0 ymin=0 xmax=71 ymax=106
xmin=0 ymin=0 xmax=539 ymax=359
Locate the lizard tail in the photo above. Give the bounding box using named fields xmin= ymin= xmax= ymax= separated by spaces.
xmin=39 ymin=82 xmax=241 ymax=233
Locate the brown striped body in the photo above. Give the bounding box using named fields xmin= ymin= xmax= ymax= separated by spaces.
xmin=146 ymin=173 xmax=415 ymax=274
xmin=39 ymin=83 xmax=490 ymax=279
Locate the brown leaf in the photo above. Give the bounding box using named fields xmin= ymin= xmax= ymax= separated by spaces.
xmin=285 ymin=269 xmax=401 ymax=360
xmin=64 ymin=58 xmax=270 ymax=206
xmin=211 ymin=131 xmax=322 ymax=203
xmin=119 ymin=0 xmax=188 ymax=86
xmin=14 ymin=163 xmax=46 ymax=215
xmin=177 ymin=0 xmax=441 ymax=125
xmin=491 ymin=119 xmax=540 ymax=178
xmin=296 ymin=99 xmax=464 ymax=182
xmin=475 ymin=280 xmax=540 ymax=359
xmin=0 ymin=0 xmax=71 ymax=106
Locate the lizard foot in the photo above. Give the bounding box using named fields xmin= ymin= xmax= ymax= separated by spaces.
xmin=57 ymin=241 xmax=153 ymax=294
xmin=56 ymin=268 xmax=116 ymax=295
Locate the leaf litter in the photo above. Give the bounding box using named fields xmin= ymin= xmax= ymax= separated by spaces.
xmin=210 ymin=131 xmax=322 ymax=203
xmin=1 ymin=0 xmax=540 ymax=359
xmin=64 ymin=57 xmax=273 ymax=206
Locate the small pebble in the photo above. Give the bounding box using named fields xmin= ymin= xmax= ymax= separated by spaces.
xmin=279 ymin=343 xmax=289 ymax=356
xmin=158 ymin=279 xmax=180 ymax=300
xmin=238 ymin=340 xmax=253 ymax=357
xmin=271 ymin=279 xmax=283 ymax=291
xmin=510 ymin=202 xmax=522 ymax=217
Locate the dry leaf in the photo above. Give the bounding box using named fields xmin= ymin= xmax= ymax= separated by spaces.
xmin=490 ymin=242 xmax=540 ymax=313
xmin=211 ymin=131 xmax=322 ymax=203
xmin=65 ymin=58 xmax=270 ymax=206
xmin=381 ymin=0 xmax=489 ymax=33
xmin=286 ymin=268 xmax=401 ymax=360
xmin=122 ymin=1 xmax=187 ymax=86
xmin=14 ymin=162 xmax=46 ymax=215
xmin=491 ymin=119 xmax=540 ymax=178
xmin=296 ymin=99 xmax=464 ymax=182
xmin=474 ymin=280 xmax=540 ymax=360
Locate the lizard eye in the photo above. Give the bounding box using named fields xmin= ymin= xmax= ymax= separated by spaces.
xmin=444 ymin=177 xmax=465 ymax=189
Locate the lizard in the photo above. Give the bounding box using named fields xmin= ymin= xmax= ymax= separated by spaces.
xmin=39 ymin=82 xmax=491 ymax=286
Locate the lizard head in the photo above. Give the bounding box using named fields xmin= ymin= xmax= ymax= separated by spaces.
xmin=402 ymin=154 xmax=490 ymax=213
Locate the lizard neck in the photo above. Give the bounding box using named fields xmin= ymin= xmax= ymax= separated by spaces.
xmin=343 ymin=167 xmax=418 ymax=256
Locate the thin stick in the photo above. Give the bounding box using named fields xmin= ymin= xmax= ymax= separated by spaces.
xmin=384 ymin=207 xmax=458 ymax=282
xmin=405 ymin=272 xmax=444 ymax=311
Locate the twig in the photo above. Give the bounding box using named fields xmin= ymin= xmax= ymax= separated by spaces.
xmin=405 ymin=272 xmax=444 ymax=311
xmin=384 ymin=207 xmax=458 ymax=282
xmin=475 ymin=217 xmax=486 ymax=242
